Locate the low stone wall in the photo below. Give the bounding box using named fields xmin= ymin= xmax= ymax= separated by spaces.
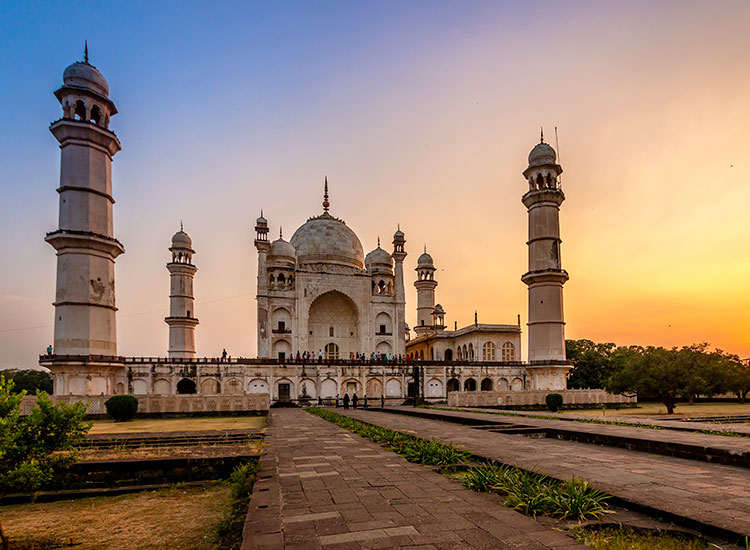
xmin=19 ymin=393 xmax=270 ymax=416
xmin=447 ymin=389 xmax=635 ymax=409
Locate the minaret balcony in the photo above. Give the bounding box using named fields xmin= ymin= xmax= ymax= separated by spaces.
xmin=522 ymin=188 xmax=565 ymax=208
xmin=49 ymin=118 xmax=121 ymax=156
xmin=45 ymin=229 xmax=124 ymax=257
xmin=521 ymin=268 xmax=569 ymax=286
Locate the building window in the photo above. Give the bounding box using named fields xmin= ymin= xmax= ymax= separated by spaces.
xmin=278 ymin=351 xmax=286 ymax=361
xmin=379 ymin=324 xmax=386 ymax=334
xmin=483 ymin=342 xmax=496 ymax=361
xmin=468 ymin=344 xmax=474 ymax=360
xmin=502 ymin=342 xmax=516 ymax=361
xmin=325 ymin=342 xmax=339 ymax=360
xmin=278 ymin=321 xmax=285 ymax=332
xmin=329 ymin=326 xmax=334 ymax=337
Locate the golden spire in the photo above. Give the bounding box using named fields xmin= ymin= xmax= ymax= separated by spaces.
xmin=322 ymin=176 xmax=330 ymax=213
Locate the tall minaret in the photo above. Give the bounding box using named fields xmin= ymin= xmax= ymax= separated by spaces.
xmin=46 ymin=48 xmax=124 ymax=356
xmin=392 ymin=226 xmax=407 ymax=355
xmin=254 ymin=212 xmax=270 ymax=357
xmin=414 ymin=248 xmax=437 ymax=338
xmin=521 ymin=135 xmax=570 ymax=388
xmin=166 ymin=227 xmax=199 ymax=358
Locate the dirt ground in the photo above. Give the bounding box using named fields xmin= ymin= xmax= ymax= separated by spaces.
xmin=560 ymin=401 xmax=750 ymax=417
xmin=88 ymin=414 xmax=266 ymax=434
xmin=1 ymin=483 xmax=229 ymax=550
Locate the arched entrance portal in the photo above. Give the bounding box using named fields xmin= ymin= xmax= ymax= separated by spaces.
xmin=177 ymin=378 xmax=196 ymax=394
xmin=308 ymin=291 xmax=359 ymax=359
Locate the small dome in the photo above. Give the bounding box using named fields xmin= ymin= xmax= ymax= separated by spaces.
xmin=433 ymin=304 xmax=445 ymax=314
xmin=269 ymin=237 xmax=296 ymax=259
xmin=290 ymin=214 xmax=364 ymax=269
xmin=171 ymin=230 xmax=192 ymax=248
xmin=417 ymin=251 xmax=434 ymax=268
xmin=365 ymin=246 xmax=393 ymax=267
xmin=394 ymin=228 xmax=404 ymax=239
xmin=528 ymin=142 xmax=557 ymax=167
xmin=63 ymin=61 xmax=109 ymax=97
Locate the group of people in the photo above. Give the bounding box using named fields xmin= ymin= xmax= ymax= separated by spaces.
xmin=286 ymin=351 xmax=424 ymax=364
xmin=333 ymin=393 xmax=386 ymax=409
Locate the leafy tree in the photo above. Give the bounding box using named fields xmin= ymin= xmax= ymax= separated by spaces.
xmin=2 ymin=369 xmax=52 ymax=395
xmin=565 ymin=340 xmax=618 ymax=389
xmin=725 ymin=358 xmax=750 ymax=403
xmin=0 ymin=376 xmax=90 ymax=549
xmin=605 ymin=346 xmax=687 ymax=414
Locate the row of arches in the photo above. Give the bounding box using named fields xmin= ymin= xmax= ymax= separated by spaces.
xmin=528 ymin=171 xmax=559 ymax=191
xmin=414 ymin=342 xmax=516 ymax=362
xmin=446 ymin=377 xmax=524 ymax=392
xmin=137 ymin=374 xmax=525 ymax=398
xmin=269 ymin=272 xmax=294 ymax=290
xmin=62 ymin=98 xmax=110 ymax=128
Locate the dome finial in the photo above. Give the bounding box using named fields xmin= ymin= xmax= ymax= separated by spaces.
xmin=424 ymin=244 xmax=427 ymax=253
xmin=377 ymin=236 xmax=380 ymax=247
xmin=260 ymin=209 xmax=263 ymax=218
xmin=540 ymin=126 xmax=544 ymax=144
xmin=84 ymin=40 xmax=89 ymax=64
xmin=180 ymin=220 xmax=183 ymax=232
xmin=279 ymin=226 xmax=283 ymax=239
xmin=322 ymin=176 xmax=330 ymax=213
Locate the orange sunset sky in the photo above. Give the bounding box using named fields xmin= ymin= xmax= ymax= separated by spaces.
xmin=2 ymin=1 xmax=750 ymax=368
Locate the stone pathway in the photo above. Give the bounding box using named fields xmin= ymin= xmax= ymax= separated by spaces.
xmin=242 ymin=408 xmax=586 ymax=549
xmin=401 ymin=407 xmax=750 ymax=459
xmin=468 ymin=407 xmax=750 ymax=436
xmin=337 ymin=407 xmax=750 ymax=540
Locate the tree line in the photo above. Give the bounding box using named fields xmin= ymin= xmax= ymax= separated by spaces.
xmin=566 ymin=340 xmax=750 ymax=413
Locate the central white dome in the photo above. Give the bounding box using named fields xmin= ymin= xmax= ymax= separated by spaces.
xmin=290 ymin=213 xmax=364 ymax=269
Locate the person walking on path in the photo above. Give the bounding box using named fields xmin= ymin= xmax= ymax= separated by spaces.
xmin=335 ymin=394 xmax=340 ymax=408
xmin=343 ymin=393 xmax=350 ymax=409
xmin=352 ymin=393 xmax=359 ymax=409
xmin=363 ymin=395 xmax=368 ymax=408
xmin=221 ymin=348 xmax=227 ymax=361
xmin=381 ymin=394 xmax=385 ymax=408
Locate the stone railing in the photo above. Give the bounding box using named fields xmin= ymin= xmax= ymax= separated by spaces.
xmin=447 ymin=389 xmax=636 ymax=409
xmin=19 ymin=393 xmax=270 ymax=416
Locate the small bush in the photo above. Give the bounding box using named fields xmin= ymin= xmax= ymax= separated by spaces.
xmin=545 ymin=393 xmax=563 ymax=412
xmin=105 ymin=395 xmax=138 ymax=422
xmin=550 ymin=477 xmax=610 ymax=520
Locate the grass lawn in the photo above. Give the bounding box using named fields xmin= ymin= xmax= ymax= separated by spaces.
xmin=2 ymin=484 xmax=229 ymax=550
xmin=89 ymin=414 xmax=266 ymax=434
xmin=560 ymin=401 xmax=750 ymax=418
xmin=576 ymin=527 xmax=705 ymax=550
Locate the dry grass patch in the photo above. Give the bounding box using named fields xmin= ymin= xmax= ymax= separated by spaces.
xmin=89 ymin=415 xmax=265 ymax=434
xmin=3 ymin=483 xmax=228 ymax=550
xmin=560 ymin=402 xmax=750 ymax=418
xmin=80 ymin=441 xmax=262 ymax=461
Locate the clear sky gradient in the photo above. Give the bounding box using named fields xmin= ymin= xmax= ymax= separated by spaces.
xmin=2 ymin=1 xmax=750 ymax=368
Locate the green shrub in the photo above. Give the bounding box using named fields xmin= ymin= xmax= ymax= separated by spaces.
xmin=104 ymin=395 xmax=138 ymax=422
xmin=545 ymin=393 xmax=564 ymax=412
xmin=549 ymin=477 xmax=611 ymax=520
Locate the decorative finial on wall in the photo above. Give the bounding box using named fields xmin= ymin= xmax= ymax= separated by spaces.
xmin=84 ymin=40 xmax=89 ymax=63
xmin=322 ymin=176 xmax=330 ymax=213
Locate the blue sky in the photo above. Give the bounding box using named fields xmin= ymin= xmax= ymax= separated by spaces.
xmin=3 ymin=1 xmax=750 ymax=368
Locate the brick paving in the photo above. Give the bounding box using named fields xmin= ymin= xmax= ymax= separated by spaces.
xmin=242 ymin=408 xmax=586 ymax=549
xmin=338 ymin=407 xmax=750 ymax=539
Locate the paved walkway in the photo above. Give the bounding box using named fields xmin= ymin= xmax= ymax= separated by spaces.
xmin=338 ymin=408 xmax=750 ymax=540
xmin=472 ymin=407 xmax=750 ymax=436
xmin=406 ymin=407 xmax=750 ymax=459
xmin=242 ymin=408 xmax=585 ymax=549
